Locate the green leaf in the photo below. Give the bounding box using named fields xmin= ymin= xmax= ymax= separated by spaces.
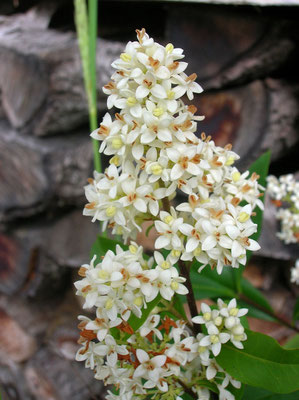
xmin=227 ymin=383 xmax=244 ymax=400
xmin=90 ymin=235 xmax=127 ymax=263
xmin=293 ymin=298 xmax=299 ymax=322
xmin=238 ymin=300 xmax=276 ymax=322
xmin=172 ymin=293 xmax=187 ymax=319
xmin=284 ymin=334 xmax=299 ymax=350
xmin=191 ymin=265 xmax=236 ymax=299
xmin=192 ymin=263 xmax=274 ymax=321
xmin=216 ymin=330 xmax=299 ymax=394
xmin=243 ymin=386 xmax=299 ymax=400
xmin=196 ymin=379 xmax=219 ymax=394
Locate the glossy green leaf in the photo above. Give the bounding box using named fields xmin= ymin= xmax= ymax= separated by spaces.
xmin=172 ymin=293 xmax=187 ymax=319
xmin=237 ymin=299 xmax=276 ymax=322
xmin=243 ymin=386 xmax=299 ymax=400
xmin=192 ymin=263 xmax=273 ymax=321
xmin=90 ymin=235 xmax=127 ymax=262
xmin=284 ymin=334 xmax=299 ymax=350
xmin=196 ymin=379 xmax=218 ymax=394
xmin=293 ymin=298 xmax=299 ymax=322
xmin=191 ymin=269 xmax=236 ymax=299
xmin=228 ymin=383 xmax=244 ymax=400
xmin=216 ymin=330 xmax=299 ymax=394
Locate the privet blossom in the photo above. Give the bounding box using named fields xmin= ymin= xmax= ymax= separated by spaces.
xmin=75 ymin=29 xmax=264 ymax=399
xmin=267 ymin=174 xmax=299 ymax=285
xmin=76 ymin=294 xmax=248 ymax=400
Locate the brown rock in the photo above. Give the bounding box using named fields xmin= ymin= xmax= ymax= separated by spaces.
xmin=167 ymin=5 xmax=295 ymax=89
xmin=0 ymin=3 xmax=124 ymax=136
xmin=0 ymin=307 xmax=37 ymax=363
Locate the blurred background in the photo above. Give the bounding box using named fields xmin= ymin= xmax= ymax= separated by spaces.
xmin=0 ymin=0 xmax=299 ymax=398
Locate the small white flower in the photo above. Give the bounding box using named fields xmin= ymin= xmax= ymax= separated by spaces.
xmin=94 ymin=335 xmax=128 ymax=367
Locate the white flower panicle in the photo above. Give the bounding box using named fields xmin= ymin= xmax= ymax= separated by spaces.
xmin=76 ymin=29 xmax=257 ymax=400
xmin=76 ymin=299 xmax=247 ymax=400
xmin=267 ymin=174 xmax=299 ymax=245
xmin=74 ymin=243 xmax=188 ymax=322
xmin=84 ymin=28 xmax=264 ymax=273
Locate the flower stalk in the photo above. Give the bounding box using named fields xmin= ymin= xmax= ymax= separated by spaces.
xmin=74 ymin=0 xmax=101 ymax=172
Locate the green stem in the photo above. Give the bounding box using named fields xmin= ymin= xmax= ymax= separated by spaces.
xmin=88 ymin=0 xmax=101 ymax=173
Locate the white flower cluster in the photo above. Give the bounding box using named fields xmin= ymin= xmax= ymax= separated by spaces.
xmin=267 ymin=174 xmax=299 ymax=245
xmin=84 ymin=28 xmax=263 ymax=274
xmin=76 ymin=298 xmax=247 ymax=400
xmin=74 ymin=243 xmax=188 ymax=324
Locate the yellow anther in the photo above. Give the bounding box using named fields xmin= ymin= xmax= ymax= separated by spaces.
xmin=210 ymin=335 xmax=219 ymax=344
xmin=105 ymin=298 xmax=114 ymax=310
xmin=106 ymin=206 xmax=116 ymax=217
xmin=171 ymin=249 xmax=181 ymax=258
xmin=164 ymin=215 xmax=173 ymax=224
xmin=238 ymin=212 xmax=250 ymax=223
xmin=193 ymin=247 xmax=202 ymax=257
xmin=98 ymin=270 xmax=109 ymax=279
xmin=116 ymin=226 xmax=123 ymax=235
xmin=167 ymin=90 xmax=175 ymax=100
xmin=229 ymin=308 xmax=239 ymax=317
xmin=153 ymin=107 xmax=164 ymax=117
xmin=120 ymin=53 xmax=132 ymax=62
xmin=161 ymin=261 xmax=170 ymax=270
xmin=214 ymin=316 xmax=223 ymax=326
xmin=165 ymin=43 xmax=174 ymax=53
xmin=200 ymin=199 xmax=209 ymax=204
xmin=111 ymin=137 xmax=123 ymax=149
xmin=129 ymin=244 xmax=138 ymax=254
xmin=225 ymin=156 xmax=235 ymax=166
xmin=232 ymin=171 xmax=241 ymax=182
xmin=134 ymin=297 xmax=143 ymax=307
xmin=171 ymin=281 xmax=179 ymax=291
xmin=198 ymin=346 xmax=207 ymax=354
xmin=151 ymin=164 xmax=163 ymax=175
xmin=110 ymin=155 xmax=120 ymax=165
xmin=126 ymin=97 xmax=137 ymax=106
xmin=203 ymin=312 xmax=211 ymax=321
xmin=233 ymin=334 xmax=244 ymax=341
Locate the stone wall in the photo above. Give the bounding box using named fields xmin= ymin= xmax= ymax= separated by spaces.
xmin=0 ymin=0 xmax=299 ymax=399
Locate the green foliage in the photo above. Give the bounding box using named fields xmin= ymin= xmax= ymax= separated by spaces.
xmin=227 ymin=383 xmax=244 ymax=400
xmin=172 ymin=293 xmax=187 ymax=319
xmin=284 ymin=334 xmax=299 ymax=350
xmin=90 ymin=235 xmax=127 ymax=262
xmin=243 ymin=386 xmax=299 ymax=399
xmin=292 ymin=298 xmax=299 ymax=322
xmin=191 ymin=262 xmax=274 ymax=321
xmin=216 ymin=330 xmax=299 ymax=394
